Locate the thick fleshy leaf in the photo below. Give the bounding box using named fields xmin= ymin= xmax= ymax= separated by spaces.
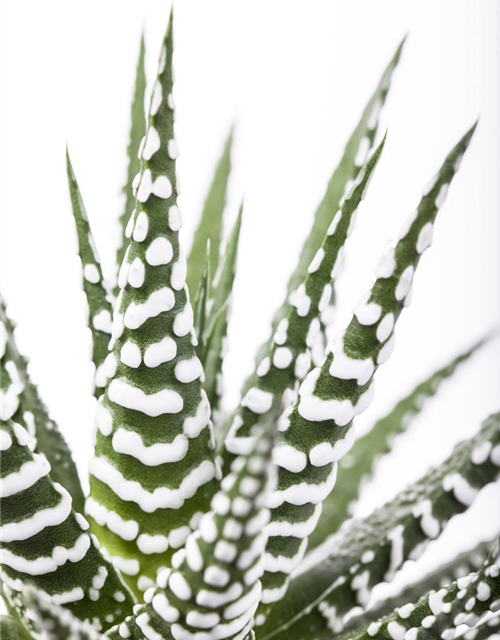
xmin=462 ymin=614 xmax=500 ymax=640
xmin=258 ymin=412 xmax=500 ymax=639
xmin=105 ymin=425 xmax=275 ymax=640
xmin=202 ymin=207 xmax=243 ymax=423
xmin=0 ymin=297 xmax=85 ymax=514
xmin=88 ymin=13 xmax=218 ymax=596
xmin=187 ymin=129 xmax=233 ymax=296
xmin=116 ymin=34 xmax=147 ymax=274
xmin=67 ymin=151 xmax=114 ymax=398
xmin=338 ymin=539 xmax=500 ymax=640
xmin=0 ymin=421 xmax=134 ymax=632
xmin=221 ymin=135 xmax=387 ymax=469
xmin=27 ymin=589 xmax=103 ymax=640
xmin=0 ymin=616 xmax=33 ymax=640
xmin=343 ymin=538 xmax=494 ymax=634
xmin=256 ymin=124 xmax=477 ymax=617
xmin=309 ymin=337 xmax=488 ymax=550
xmin=251 ymin=37 xmax=405 ymax=372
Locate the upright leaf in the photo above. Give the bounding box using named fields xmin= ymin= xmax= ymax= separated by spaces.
xmin=0 ymin=617 xmax=33 ymax=640
xmin=0 ymin=297 xmax=85 ymax=514
xmin=309 ymin=336 xmax=489 ymax=549
xmin=256 ymin=124 xmax=477 ymax=617
xmin=202 ymin=207 xmax=243 ymax=423
xmin=259 ymin=412 xmax=500 ymax=639
xmin=221 ymin=136 xmax=387 ymax=470
xmin=116 ymin=34 xmax=147 ymax=273
xmin=0 ymin=421 xmax=134 ymax=632
xmin=67 ymin=152 xmax=114 ymax=398
xmin=187 ymin=129 xmax=233 ymax=296
xmin=88 ymin=13 xmax=218 ymax=596
xmin=106 ymin=425 xmax=275 ymax=640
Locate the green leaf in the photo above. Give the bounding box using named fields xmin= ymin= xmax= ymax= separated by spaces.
xmin=88 ymin=12 xmax=218 ymax=597
xmin=66 ymin=151 xmax=114 ymax=398
xmin=257 ymin=37 xmax=405 ymax=355
xmin=105 ymin=423 xmax=276 ymax=640
xmin=0 ymin=616 xmax=33 ymax=640
xmin=258 ymin=412 xmax=500 ymax=639
xmin=309 ymin=336 xmax=489 ymax=550
xmin=116 ymin=34 xmax=147 ymax=275
xmin=193 ymin=240 xmax=211 ymax=356
xmin=27 ymin=589 xmax=104 ymax=640
xmin=343 ymin=538 xmax=495 ymax=635
xmin=0 ymin=420 xmax=134 ymax=632
xmin=202 ymin=206 xmax=243 ymax=421
xmin=338 ymin=538 xmax=500 ymax=640
xmin=254 ymin=123 xmax=477 ymax=617
xmin=461 ymin=613 xmax=500 ymax=640
xmin=221 ymin=135 xmax=387 ymax=470
xmin=187 ymin=128 xmax=233 ymax=296
xmin=0 ymin=296 xmax=85 ymax=514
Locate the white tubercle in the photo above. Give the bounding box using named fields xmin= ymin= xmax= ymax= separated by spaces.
xmin=171 ymin=254 xmax=187 ymax=291
xmin=443 ymin=473 xmax=478 ymax=506
xmin=367 ymin=98 xmax=382 ymax=130
xmin=374 ymin=245 xmax=396 ymax=279
xmin=354 ymin=292 xmax=382 ymax=326
xmin=142 ymin=126 xmax=161 ymax=161
xmin=308 ymin=248 xmax=324 ymax=274
xmin=86 ymin=498 xmax=138 ymax=541
xmin=376 ymin=313 xmax=394 ymax=343
xmin=242 ymin=388 xmax=273 ymax=415
xmin=289 ymin=284 xmax=311 ymax=317
xmin=298 ymin=368 xmax=375 ymax=426
xmin=104 ymin=352 xmax=117 ymax=378
xmin=124 ymin=287 xmax=175 ymax=330
xmin=267 ymin=464 xmax=337 ymax=508
xmin=354 ymin=136 xmax=370 ymax=167
xmin=395 ymin=266 xmax=414 ymax=301
xmin=133 ymin=212 xmax=149 ymax=242
xmin=328 ymin=331 xmax=375 ymax=385
xmin=257 ymin=357 xmax=271 ymax=377
xmin=0 ymin=429 xmax=13 ymax=451
xmin=273 ymin=444 xmax=307 ymax=473
xmin=89 ymin=457 xmax=215 ymax=513
xmin=274 ymin=319 xmax=288 ymax=345
xmin=137 ymin=169 xmax=173 ymax=203
xmin=128 ymin=257 xmax=146 ymax=288
xmin=435 ymin=183 xmax=449 ymax=208
xmin=309 ymin=427 xmax=356 ymax=466
xmin=416 ymin=222 xmax=434 ymax=254
xmin=273 ymin=347 xmax=293 ymax=370
xmin=398 ymin=210 xmax=418 ymax=240
xmin=146 ymin=237 xmax=173 ymax=266
xmin=327 ymin=211 xmax=342 ymax=236
xmin=168 ymin=139 xmax=179 ymax=159
xmin=173 ymin=305 xmax=194 ymax=337
xmin=175 ymin=357 xmax=203 ymax=383
xmin=1 ymin=454 xmax=51 ymax=497
xmin=120 ymin=341 xmax=142 ymax=368
xmin=150 ymin=81 xmax=163 ymax=116
xmin=138 ymin=533 xmax=169 ymax=555
xmin=112 ymin=429 xmax=188 ymax=466
xmin=83 ymin=264 xmax=100 ymax=284
xmin=93 ymin=309 xmax=112 ymax=334
xmin=169 ymin=205 xmax=182 ymax=231
xmin=108 ymin=378 xmax=183 ymax=416
xmin=144 ymin=336 xmax=177 ymax=368
xmin=96 ymin=401 xmax=113 ymax=436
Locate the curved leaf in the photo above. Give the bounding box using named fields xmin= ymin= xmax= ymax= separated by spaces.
xmin=259 ymin=412 xmax=500 ymax=639
xmin=67 ymin=151 xmax=114 ymax=398
xmin=0 ymin=296 xmax=85 ymax=514
xmin=309 ymin=336 xmax=489 ymax=550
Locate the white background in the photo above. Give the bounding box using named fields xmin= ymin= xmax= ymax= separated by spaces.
xmin=1 ymin=0 xmax=499 ymax=602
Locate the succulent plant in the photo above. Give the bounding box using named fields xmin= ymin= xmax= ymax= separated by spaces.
xmin=1 ymin=10 xmax=499 ymax=640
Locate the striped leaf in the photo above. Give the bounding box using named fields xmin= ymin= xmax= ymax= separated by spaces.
xmin=309 ymin=336 xmax=488 ymax=550
xmin=255 ymin=124 xmax=477 ymax=617
xmin=222 ymin=135 xmax=387 ymax=470
xmin=0 ymin=296 xmax=85 ymax=514
xmin=187 ymin=129 xmax=233 ymax=296
xmin=202 ymin=207 xmax=243 ymax=424
xmin=67 ymin=151 xmax=114 ymax=398
xmin=87 ymin=13 xmax=218 ymax=596
xmin=27 ymin=589 xmax=104 ymax=640
xmin=116 ymin=34 xmax=147 ymax=274
xmin=343 ymin=538 xmax=495 ymax=635
xmin=105 ymin=425 xmax=275 ymax=640
xmin=338 ymin=539 xmax=500 ymax=640
xmin=0 ymin=420 xmax=134 ymax=632
xmin=258 ymin=412 xmax=500 ymax=639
